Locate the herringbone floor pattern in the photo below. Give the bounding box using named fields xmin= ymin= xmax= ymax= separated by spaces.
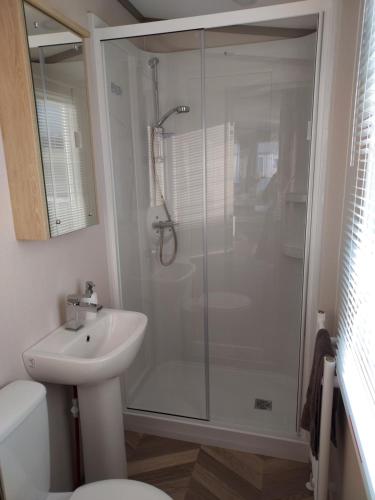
xmin=126 ymin=432 xmax=313 ymax=500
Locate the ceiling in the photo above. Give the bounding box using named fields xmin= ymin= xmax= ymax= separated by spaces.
xmin=123 ymin=0 xmax=300 ymax=20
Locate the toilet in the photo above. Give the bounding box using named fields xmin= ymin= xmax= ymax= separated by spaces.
xmin=0 ymin=381 xmax=171 ymax=500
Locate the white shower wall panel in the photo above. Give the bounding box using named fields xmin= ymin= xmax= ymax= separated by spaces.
xmin=154 ymin=36 xmax=316 ymax=379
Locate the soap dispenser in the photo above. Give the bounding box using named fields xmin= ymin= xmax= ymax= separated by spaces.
xmin=81 ymin=281 xmax=98 ymax=306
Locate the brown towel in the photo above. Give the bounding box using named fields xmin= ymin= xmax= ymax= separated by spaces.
xmin=301 ymin=329 xmax=337 ymax=458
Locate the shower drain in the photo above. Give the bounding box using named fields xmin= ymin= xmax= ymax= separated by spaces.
xmin=254 ymin=398 xmax=272 ymax=411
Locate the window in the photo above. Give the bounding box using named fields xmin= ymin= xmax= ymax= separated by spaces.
xmin=36 ymin=86 xmax=92 ymax=236
xmin=148 ymin=123 xmax=235 ymax=229
xmin=337 ymin=0 xmax=375 ymax=497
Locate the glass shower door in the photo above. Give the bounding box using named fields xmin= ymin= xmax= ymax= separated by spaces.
xmin=102 ymin=30 xmax=209 ymax=420
xmin=204 ymin=22 xmax=317 ymax=434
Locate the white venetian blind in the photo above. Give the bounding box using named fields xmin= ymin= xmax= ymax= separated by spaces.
xmin=337 ymin=0 xmax=375 ymax=497
xmin=32 ymin=53 xmax=96 ymax=237
xmin=148 ymin=123 xmax=235 ymax=229
xmin=36 ymin=83 xmax=93 ymax=236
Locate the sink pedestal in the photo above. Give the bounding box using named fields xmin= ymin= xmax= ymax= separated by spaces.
xmin=78 ymin=376 xmax=127 ymax=482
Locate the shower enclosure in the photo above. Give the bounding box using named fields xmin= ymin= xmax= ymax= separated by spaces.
xmin=93 ymin=0 xmax=336 ymax=455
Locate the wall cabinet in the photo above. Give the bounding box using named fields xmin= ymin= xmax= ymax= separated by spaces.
xmin=0 ymin=0 xmax=98 ymax=240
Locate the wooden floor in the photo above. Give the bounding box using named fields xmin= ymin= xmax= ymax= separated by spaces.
xmin=126 ymin=432 xmax=313 ymax=500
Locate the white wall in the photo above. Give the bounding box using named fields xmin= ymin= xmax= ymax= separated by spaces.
xmin=330 ymin=396 xmax=368 ymax=500
xmin=0 ymin=0 xmax=135 ymax=491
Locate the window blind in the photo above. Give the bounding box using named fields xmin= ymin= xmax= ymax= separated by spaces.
xmin=337 ymin=0 xmax=375 ymax=497
xmin=36 ymin=83 xmax=93 ymax=237
xmin=148 ymin=123 xmax=235 ymax=230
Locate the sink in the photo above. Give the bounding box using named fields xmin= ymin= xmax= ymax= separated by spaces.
xmin=23 ymin=308 xmax=147 ymax=483
xmin=23 ymin=308 xmax=147 ymax=385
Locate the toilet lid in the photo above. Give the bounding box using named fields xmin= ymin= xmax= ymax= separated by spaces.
xmin=71 ymin=479 xmax=172 ymax=500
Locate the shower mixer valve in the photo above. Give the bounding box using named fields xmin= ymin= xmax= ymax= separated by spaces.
xmin=152 ymin=219 xmax=177 ymax=231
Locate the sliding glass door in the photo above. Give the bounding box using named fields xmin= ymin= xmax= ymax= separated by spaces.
xmin=102 ymin=30 xmax=208 ymax=419
xmin=204 ymin=24 xmax=317 ymax=434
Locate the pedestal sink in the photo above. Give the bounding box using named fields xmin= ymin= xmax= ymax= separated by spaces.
xmin=23 ymin=309 xmax=147 ymax=483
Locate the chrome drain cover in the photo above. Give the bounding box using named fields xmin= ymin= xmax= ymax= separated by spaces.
xmin=254 ymin=398 xmax=272 ymax=411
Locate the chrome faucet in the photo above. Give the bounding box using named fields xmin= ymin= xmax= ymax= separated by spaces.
xmin=65 ymin=281 xmax=102 ymax=331
xmin=80 ymin=281 xmax=102 ymax=311
xmin=83 ymin=281 xmax=95 ymax=300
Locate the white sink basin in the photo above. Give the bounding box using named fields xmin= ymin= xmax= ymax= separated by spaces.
xmin=23 ymin=308 xmax=147 ymax=386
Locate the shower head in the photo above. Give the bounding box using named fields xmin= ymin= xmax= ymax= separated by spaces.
xmin=148 ymin=57 xmax=159 ymax=68
xmin=154 ymin=105 xmax=190 ymax=128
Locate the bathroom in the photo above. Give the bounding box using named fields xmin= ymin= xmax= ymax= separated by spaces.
xmin=0 ymin=0 xmax=373 ymax=499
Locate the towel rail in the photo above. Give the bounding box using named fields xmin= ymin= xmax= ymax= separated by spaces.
xmin=306 ymin=311 xmax=338 ymax=500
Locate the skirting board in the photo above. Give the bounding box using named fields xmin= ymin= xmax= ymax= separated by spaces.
xmin=124 ymin=410 xmax=309 ymax=463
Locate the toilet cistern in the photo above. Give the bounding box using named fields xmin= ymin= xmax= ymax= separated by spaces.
xmin=0 ymin=381 xmax=171 ymax=500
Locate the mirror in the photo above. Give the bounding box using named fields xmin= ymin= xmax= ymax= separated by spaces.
xmin=23 ymin=2 xmax=98 ymax=237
